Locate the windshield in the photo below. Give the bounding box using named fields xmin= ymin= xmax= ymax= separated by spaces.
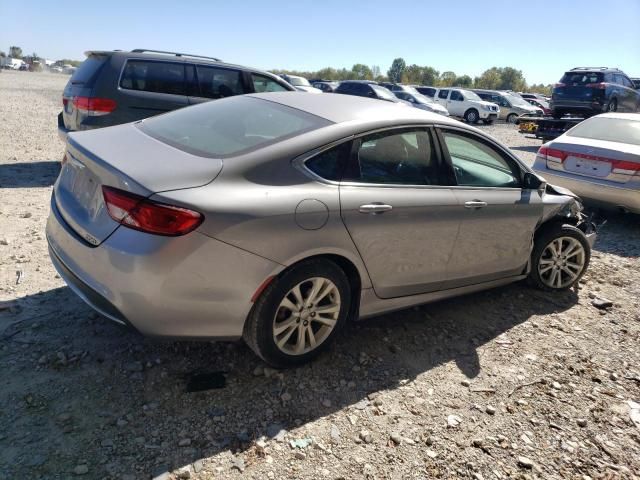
xmin=413 ymin=93 xmax=435 ymax=104
xmin=462 ymin=90 xmax=481 ymax=101
xmin=566 ymin=117 xmax=640 ymax=146
xmin=505 ymin=93 xmax=531 ymax=107
xmin=139 ymin=96 xmax=330 ymax=158
xmin=287 ymin=76 xmax=311 ymax=87
xmin=372 ymin=85 xmax=398 ymax=101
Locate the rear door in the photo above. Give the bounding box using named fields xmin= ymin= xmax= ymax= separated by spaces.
xmin=117 ymin=59 xmax=189 ymax=122
xmin=187 ymin=64 xmax=248 ymax=105
xmin=339 ymin=127 xmax=460 ymax=298
xmin=435 ymin=88 xmax=449 ymax=107
xmin=436 ymin=127 xmax=543 ymax=288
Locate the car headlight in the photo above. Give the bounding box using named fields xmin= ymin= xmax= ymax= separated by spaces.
xmin=482 ymin=105 xmax=492 ymax=111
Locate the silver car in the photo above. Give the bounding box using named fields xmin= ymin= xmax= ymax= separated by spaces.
xmin=532 ymin=113 xmax=640 ymax=214
xmin=47 ymin=93 xmax=596 ymax=367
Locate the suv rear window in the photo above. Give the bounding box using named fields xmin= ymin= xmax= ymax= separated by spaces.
xmin=560 ymin=72 xmax=604 ymax=85
xmin=138 ymin=96 xmax=331 ymax=158
xmin=70 ymin=55 xmax=108 ymax=84
xmin=120 ymin=60 xmax=186 ymax=95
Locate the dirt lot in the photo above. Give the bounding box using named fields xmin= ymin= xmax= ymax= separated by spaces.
xmin=1 ymin=70 xmax=639 ymax=480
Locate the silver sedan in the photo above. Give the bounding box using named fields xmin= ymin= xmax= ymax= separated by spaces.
xmin=46 ymin=93 xmax=596 ymax=367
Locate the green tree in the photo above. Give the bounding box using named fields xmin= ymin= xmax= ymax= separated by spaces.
xmin=455 ymin=74 xmax=473 ymax=87
xmin=387 ymin=58 xmax=406 ymax=83
xmin=351 ymin=63 xmax=373 ymax=80
xmin=475 ymin=67 xmax=502 ymax=89
xmin=9 ymin=46 xmax=22 ymax=59
xmin=371 ymin=65 xmax=381 ymax=79
xmin=439 ymin=71 xmax=457 ymax=87
xmin=498 ymin=67 xmax=526 ymax=91
xmin=419 ymin=66 xmax=439 ymax=86
xmin=403 ymin=64 xmax=424 ymax=84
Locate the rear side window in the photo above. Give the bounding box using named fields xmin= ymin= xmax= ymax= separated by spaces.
xmin=70 ymin=55 xmax=108 ymax=84
xmin=438 ymin=89 xmax=449 ymax=99
xmin=139 ymin=96 xmax=331 ymax=158
xmin=252 ymin=74 xmax=288 ymax=92
xmin=305 ymin=142 xmax=352 ymax=181
xmin=419 ymin=87 xmax=436 ymax=97
xmin=120 ymin=60 xmax=186 ymax=95
xmin=195 ymin=66 xmax=245 ymax=98
xmin=560 ymin=72 xmax=603 ymax=85
xmin=450 ymin=90 xmax=463 ymax=101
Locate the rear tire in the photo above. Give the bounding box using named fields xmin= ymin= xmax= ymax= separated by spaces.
xmin=528 ymin=224 xmax=590 ymax=291
xmin=606 ymin=98 xmax=617 ymax=112
xmin=464 ymin=109 xmax=479 ymax=124
xmin=243 ymin=259 xmax=351 ymax=368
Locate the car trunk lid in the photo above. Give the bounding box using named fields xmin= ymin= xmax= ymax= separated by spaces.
xmin=54 ymin=123 xmax=222 ymax=246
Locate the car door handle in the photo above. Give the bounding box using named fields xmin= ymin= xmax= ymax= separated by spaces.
xmin=464 ymin=200 xmax=487 ymax=209
xmin=359 ymin=203 xmax=393 ymax=214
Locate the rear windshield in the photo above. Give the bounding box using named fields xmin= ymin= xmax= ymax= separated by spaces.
xmin=567 ymin=117 xmax=640 ymax=146
xmin=560 ymin=72 xmax=604 ymax=85
xmin=138 ymin=96 xmax=331 ymax=158
xmin=70 ymin=55 xmax=108 ymax=84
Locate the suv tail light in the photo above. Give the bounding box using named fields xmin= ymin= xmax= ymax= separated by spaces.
xmin=102 ymin=186 xmax=203 ymax=236
xmin=72 ymin=96 xmax=117 ymax=116
xmin=537 ymin=146 xmax=567 ymax=163
xmin=586 ymin=82 xmax=606 ymax=89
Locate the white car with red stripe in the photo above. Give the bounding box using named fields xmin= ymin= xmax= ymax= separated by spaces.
xmin=532 ymin=113 xmax=640 ymax=214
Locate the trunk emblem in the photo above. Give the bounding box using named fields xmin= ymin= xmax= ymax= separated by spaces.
xmin=84 ymin=233 xmax=100 ymax=246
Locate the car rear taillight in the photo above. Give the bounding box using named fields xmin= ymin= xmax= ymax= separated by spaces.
xmin=72 ymin=96 xmax=117 ymax=116
xmin=102 ymin=186 xmax=203 ymax=236
xmin=586 ymin=82 xmax=606 ymax=89
xmin=537 ymin=146 xmax=567 ymax=163
xmin=62 ymin=97 xmax=69 ymax=107
xmin=611 ymin=160 xmax=640 ymax=176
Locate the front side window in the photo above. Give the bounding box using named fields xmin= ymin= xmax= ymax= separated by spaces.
xmin=139 ymin=96 xmax=330 ymax=158
xmin=344 ymin=129 xmax=439 ymax=185
xmin=252 ymin=74 xmax=288 ymax=93
xmin=441 ymin=130 xmax=521 ymax=188
xmin=120 ymin=60 xmax=186 ymax=95
xmin=438 ymin=89 xmax=449 ymax=99
xmin=195 ymin=66 xmax=245 ymax=99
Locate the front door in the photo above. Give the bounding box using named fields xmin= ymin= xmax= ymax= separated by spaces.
xmin=447 ymin=90 xmax=466 ymax=117
xmin=339 ymin=128 xmax=460 ymax=298
xmin=436 ymin=127 xmax=543 ymax=288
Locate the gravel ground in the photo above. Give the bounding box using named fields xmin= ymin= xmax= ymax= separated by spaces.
xmin=1 ymin=70 xmax=639 ymax=480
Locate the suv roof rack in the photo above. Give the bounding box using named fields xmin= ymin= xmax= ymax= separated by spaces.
xmin=131 ymin=49 xmax=222 ymax=62
xmin=570 ymin=67 xmax=618 ymax=71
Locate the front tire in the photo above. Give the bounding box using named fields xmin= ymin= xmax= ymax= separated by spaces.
xmin=506 ymin=113 xmax=518 ymax=124
xmin=464 ymin=109 xmax=479 ymax=124
xmin=243 ymin=259 xmax=351 ymax=368
xmin=528 ymin=224 xmax=591 ymax=291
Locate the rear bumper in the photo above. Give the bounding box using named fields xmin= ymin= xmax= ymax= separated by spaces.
xmin=57 ymin=112 xmax=71 ymax=141
xmin=533 ymin=166 xmax=640 ymax=214
xmin=46 ymin=194 xmax=283 ymax=339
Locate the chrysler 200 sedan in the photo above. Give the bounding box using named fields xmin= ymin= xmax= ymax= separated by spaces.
xmin=47 ymin=93 xmax=596 ymax=367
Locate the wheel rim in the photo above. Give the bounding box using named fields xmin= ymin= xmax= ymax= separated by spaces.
xmin=272 ymin=277 xmax=341 ymax=355
xmin=468 ymin=111 xmax=477 ymax=122
xmin=508 ymin=114 xmax=516 ymax=123
xmin=538 ymin=236 xmax=585 ymax=289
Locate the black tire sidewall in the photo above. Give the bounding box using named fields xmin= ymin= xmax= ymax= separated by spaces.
xmin=507 ymin=113 xmax=517 ymax=124
xmin=465 ymin=109 xmax=479 ymax=123
xmin=248 ymin=260 xmax=351 ymax=368
xmin=529 ymin=224 xmax=591 ymax=291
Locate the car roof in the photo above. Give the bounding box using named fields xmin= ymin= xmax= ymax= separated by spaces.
xmin=246 ymin=92 xmax=457 ymax=125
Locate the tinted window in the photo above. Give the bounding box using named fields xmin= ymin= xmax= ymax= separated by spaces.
xmin=344 ymin=130 xmax=439 ymax=185
xmin=617 ymin=75 xmax=633 ymax=88
xmin=560 ymin=72 xmax=604 ymax=85
xmin=418 ymin=87 xmax=436 ymax=97
xmin=252 ymin=74 xmax=288 ymax=93
xmin=120 ymin=60 xmax=186 ymax=95
xmin=139 ymin=96 xmax=330 ymax=158
xmin=441 ymin=130 xmax=520 ymax=188
xmin=450 ymin=90 xmax=463 ymax=101
xmin=305 ymin=142 xmax=352 ymax=181
xmin=70 ymin=55 xmax=108 ymax=85
xmin=438 ymin=89 xmax=449 ymax=99
xmin=195 ymin=66 xmax=245 ymax=99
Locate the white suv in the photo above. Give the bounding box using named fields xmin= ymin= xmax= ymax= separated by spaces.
xmin=432 ymin=88 xmax=500 ymax=124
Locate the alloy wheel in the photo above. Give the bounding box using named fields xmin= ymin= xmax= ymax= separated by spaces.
xmin=538 ymin=236 xmax=586 ymax=289
xmin=272 ymin=277 xmax=341 ymax=355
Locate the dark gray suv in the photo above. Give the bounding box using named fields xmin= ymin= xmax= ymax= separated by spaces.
xmin=58 ymin=49 xmax=295 ymax=139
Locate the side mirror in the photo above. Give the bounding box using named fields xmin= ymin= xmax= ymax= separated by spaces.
xmin=523 ymin=172 xmax=545 ymax=191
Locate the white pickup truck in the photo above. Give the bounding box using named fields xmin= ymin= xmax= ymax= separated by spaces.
xmin=432 ymin=88 xmax=500 ymax=124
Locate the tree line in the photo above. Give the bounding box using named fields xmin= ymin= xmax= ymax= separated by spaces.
xmin=273 ymin=57 xmax=552 ymax=94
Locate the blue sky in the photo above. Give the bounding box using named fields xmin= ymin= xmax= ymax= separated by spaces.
xmin=1 ymin=0 xmax=639 ymax=84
